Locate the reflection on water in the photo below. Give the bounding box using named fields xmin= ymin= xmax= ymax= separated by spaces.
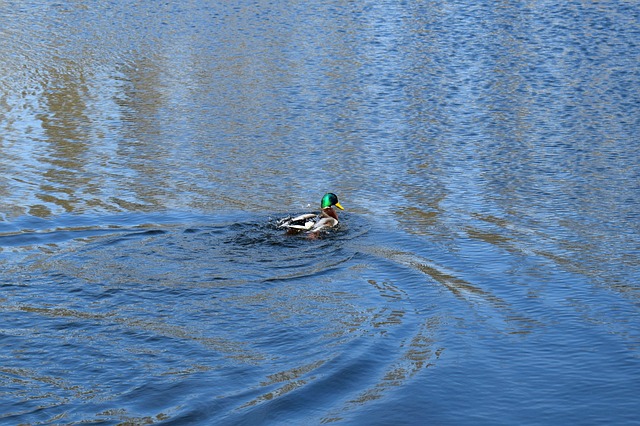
xmin=1 ymin=0 xmax=639 ymax=424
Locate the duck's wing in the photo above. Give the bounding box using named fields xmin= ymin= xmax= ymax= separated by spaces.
xmin=309 ymin=217 xmax=338 ymax=232
xmin=277 ymin=213 xmax=317 ymax=230
xmin=290 ymin=213 xmax=317 ymax=222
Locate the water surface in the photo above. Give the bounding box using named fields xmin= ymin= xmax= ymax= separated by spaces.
xmin=1 ymin=1 xmax=639 ymax=424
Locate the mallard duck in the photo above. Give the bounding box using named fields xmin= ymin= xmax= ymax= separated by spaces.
xmin=277 ymin=193 xmax=344 ymax=233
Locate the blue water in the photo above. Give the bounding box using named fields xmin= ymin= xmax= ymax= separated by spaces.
xmin=1 ymin=1 xmax=639 ymax=424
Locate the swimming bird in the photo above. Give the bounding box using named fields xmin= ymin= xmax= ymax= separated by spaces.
xmin=277 ymin=193 xmax=344 ymax=234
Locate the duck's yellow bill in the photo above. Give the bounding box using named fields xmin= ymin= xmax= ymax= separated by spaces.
xmin=335 ymin=202 xmax=344 ymax=210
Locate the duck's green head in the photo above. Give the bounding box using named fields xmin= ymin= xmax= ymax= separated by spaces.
xmin=321 ymin=193 xmax=344 ymax=210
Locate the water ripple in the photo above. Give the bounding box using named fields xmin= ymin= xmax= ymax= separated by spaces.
xmin=2 ymin=0 xmax=639 ymax=423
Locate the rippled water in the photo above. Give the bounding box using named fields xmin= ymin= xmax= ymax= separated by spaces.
xmin=1 ymin=1 xmax=639 ymax=424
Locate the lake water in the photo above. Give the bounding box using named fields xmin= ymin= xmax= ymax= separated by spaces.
xmin=1 ymin=1 xmax=639 ymax=424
